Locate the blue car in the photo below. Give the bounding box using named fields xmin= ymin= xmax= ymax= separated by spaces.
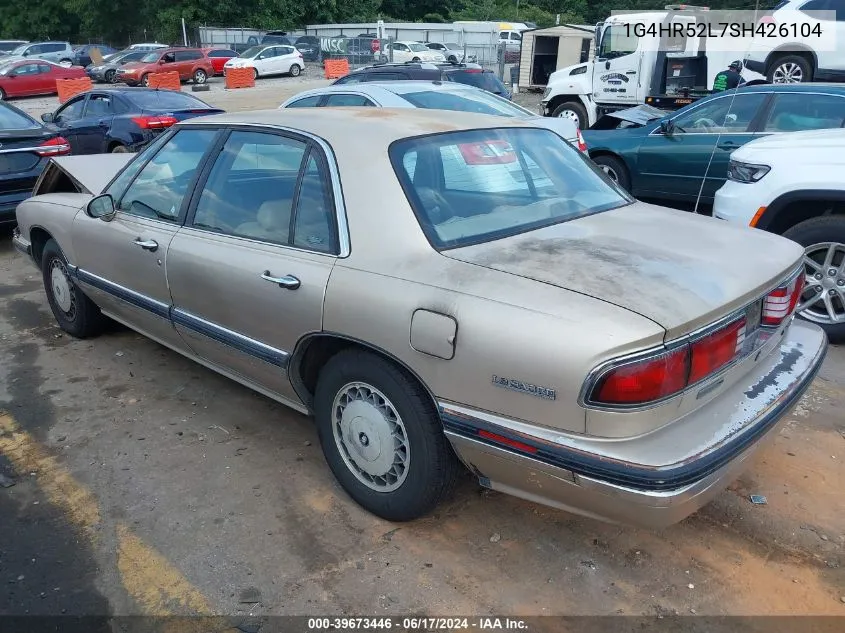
xmin=39 ymin=88 xmax=224 ymax=155
xmin=582 ymin=83 xmax=845 ymax=205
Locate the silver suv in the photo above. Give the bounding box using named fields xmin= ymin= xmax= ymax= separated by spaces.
xmin=9 ymin=41 xmax=74 ymax=66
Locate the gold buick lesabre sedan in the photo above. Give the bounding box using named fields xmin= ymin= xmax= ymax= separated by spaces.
xmin=12 ymin=108 xmax=827 ymax=527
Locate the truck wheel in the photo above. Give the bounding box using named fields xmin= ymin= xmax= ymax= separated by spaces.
xmin=767 ymin=55 xmax=812 ymax=83
xmin=551 ymin=101 xmax=587 ymax=130
xmin=314 ymin=349 xmax=460 ymax=521
xmin=592 ymin=155 xmax=631 ymax=192
xmin=783 ymin=216 xmax=845 ymax=343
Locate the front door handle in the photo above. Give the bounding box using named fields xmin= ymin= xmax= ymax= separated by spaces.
xmin=717 ymin=141 xmax=738 ymax=150
xmin=133 ymin=238 xmax=158 ymax=252
xmin=261 ymin=271 xmax=301 ymax=290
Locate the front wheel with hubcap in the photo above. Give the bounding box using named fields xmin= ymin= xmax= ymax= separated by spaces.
xmin=41 ymin=239 xmax=106 ymax=338
xmin=767 ymin=55 xmax=812 ymax=83
xmin=314 ymin=349 xmax=460 ymax=521
xmin=0 ymin=87 xmax=5 ymax=100
xmin=105 ymin=69 xmax=116 ymax=83
xmin=140 ymin=74 xmax=149 ymax=87
xmin=551 ymin=100 xmax=587 ymax=130
xmin=193 ymin=69 xmax=207 ymax=84
xmin=784 ymin=216 xmax=845 ymax=343
xmin=289 ymin=64 xmax=301 ymax=77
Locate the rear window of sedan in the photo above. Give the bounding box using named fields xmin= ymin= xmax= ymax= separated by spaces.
xmin=390 ymin=127 xmax=631 ymax=249
xmin=399 ymin=89 xmax=534 ymax=117
xmin=0 ymin=103 xmax=39 ymax=130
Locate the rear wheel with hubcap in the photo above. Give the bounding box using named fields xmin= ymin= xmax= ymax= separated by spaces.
xmin=0 ymin=87 xmax=5 ymax=100
xmin=193 ymin=69 xmax=207 ymax=84
xmin=784 ymin=216 xmax=845 ymax=343
xmin=105 ymin=69 xmax=116 ymax=83
xmin=314 ymin=349 xmax=460 ymax=521
xmin=289 ymin=64 xmax=301 ymax=77
xmin=41 ymin=239 xmax=105 ymax=338
xmin=551 ymin=100 xmax=587 ymax=130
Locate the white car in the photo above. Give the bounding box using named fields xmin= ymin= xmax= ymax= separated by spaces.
xmin=424 ymin=42 xmax=475 ymax=63
xmin=713 ymin=127 xmax=845 ymax=341
xmin=379 ymin=41 xmax=445 ymax=63
xmin=223 ymin=44 xmax=304 ymax=79
xmin=744 ymin=0 xmax=845 ymax=83
xmin=280 ymin=81 xmax=587 ymax=153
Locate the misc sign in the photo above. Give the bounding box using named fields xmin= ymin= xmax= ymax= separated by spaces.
xmin=320 ymin=37 xmax=349 ymax=54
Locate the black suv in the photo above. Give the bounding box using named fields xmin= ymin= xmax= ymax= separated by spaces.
xmin=331 ymin=62 xmax=512 ymax=99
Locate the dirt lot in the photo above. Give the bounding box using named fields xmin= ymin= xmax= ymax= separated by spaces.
xmin=1 ymin=71 xmax=844 ymax=624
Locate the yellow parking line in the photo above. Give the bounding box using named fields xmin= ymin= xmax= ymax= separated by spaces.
xmin=0 ymin=411 xmax=228 ymax=623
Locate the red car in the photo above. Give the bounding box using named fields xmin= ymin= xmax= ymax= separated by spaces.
xmin=116 ymin=48 xmax=214 ymax=87
xmin=0 ymin=60 xmax=86 ymax=100
xmin=202 ymin=48 xmax=237 ymax=75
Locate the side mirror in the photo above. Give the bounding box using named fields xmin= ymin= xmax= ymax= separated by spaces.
xmin=158 ymin=59 xmax=166 ymax=64
xmin=22 ymin=51 xmax=29 ymax=57
xmin=659 ymin=119 xmax=674 ymax=136
xmin=41 ymin=112 xmax=54 ymax=123
xmin=86 ymin=194 xmax=116 ymax=221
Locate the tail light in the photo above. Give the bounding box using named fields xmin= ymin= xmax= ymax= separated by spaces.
xmin=589 ymin=315 xmax=751 ymax=407
xmin=132 ymin=115 xmax=178 ymax=129
xmin=576 ymin=128 xmax=587 ymax=153
xmin=762 ymin=274 xmax=804 ymax=327
xmin=36 ymin=137 xmax=71 ymax=157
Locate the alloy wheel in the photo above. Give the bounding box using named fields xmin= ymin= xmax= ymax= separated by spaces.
xmin=772 ymin=62 xmax=803 ymax=83
xmin=798 ymin=242 xmax=845 ymax=325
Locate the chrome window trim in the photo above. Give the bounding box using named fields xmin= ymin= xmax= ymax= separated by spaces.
xmin=178 ymin=225 xmax=338 ymax=259
xmin=178 ymin=121 xmax=352 ymax=258
xmin=578 ymin=264 xmax=803 ymax=412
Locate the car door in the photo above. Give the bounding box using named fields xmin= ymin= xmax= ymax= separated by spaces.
xmin=636 ymin=92 xmax=770 ymax=202
xmin=593 ymin=24 xmax=641 ymax=105
xmin=74 ymin=92 xmax=120 ymax=154
xmin=254 ymin=47 xmax=275 ymax=75
xmin=49 ymin=94 xmax=89 ymax=151
xmin=71 ymin=128 xmax=219 ymax=350
xmin=158 ymin=51 xmax=178 ymax=76
xmin=166 ymin=129 xmax=340 ymax=404
xmin=10 ymin=63 xmax=43 ymax=96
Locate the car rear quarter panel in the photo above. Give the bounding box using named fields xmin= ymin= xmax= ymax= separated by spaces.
xmin=323 ymin=256 xmax=666 ymax=435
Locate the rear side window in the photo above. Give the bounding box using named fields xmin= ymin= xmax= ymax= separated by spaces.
xmin=763 ymin=93 xmax=845 ymax=131
xmin=324 ymin=94 xmax=376 ymax=106
xmin=0 ymin=103 xmax=39 ymax=130
xmin=286 ymin=95 xmax=322 ymax=108
xmin=175 ymin=51 xmax=202 ymax=61
xmin=448 ymin=70 xmax=507 ymax=94
xmin=208 ymin=49 xmax=236 ymax=57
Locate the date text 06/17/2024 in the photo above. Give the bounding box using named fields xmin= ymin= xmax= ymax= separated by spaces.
xmin=306 ymin=617 xmax=529 ymax=630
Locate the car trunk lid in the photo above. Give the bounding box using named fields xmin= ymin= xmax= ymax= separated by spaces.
xmin=0 ymin=128 xmax=57 ymax=191
xmin=442 ymin=202 xmax=804 ymax=340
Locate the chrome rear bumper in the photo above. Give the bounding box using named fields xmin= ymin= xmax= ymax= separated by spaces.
xmin=442 ymin=319 xmax=827 ymax=528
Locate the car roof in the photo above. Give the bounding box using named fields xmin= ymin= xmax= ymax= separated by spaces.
xmin=721 ymin=82 xmax=845 ymax=95
xmin=179 ymin=107 xmax=535 ymax=145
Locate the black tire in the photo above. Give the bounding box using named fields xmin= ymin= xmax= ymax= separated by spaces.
xmin=782 ymin=216 xmax=845 ymax=343
xmin=105 ymin=69 xmax=116 ymax=83
xmin=0 ymin=87 xmax=5 ymax=100
xmin=140 ymin=73 xmax=150 ymax=87
xmin=41 ymin=239 xmax=105 ymax=339
xmin=59 ymin=59 xmax=72 ymax=67
xmin=551 ymin=100 xmax=588 ymax=130
xmin=448 ymin=55 xmax=457 ymax=63
xmin=253 ymin=67 xmax=259 ymax=80
xmin=110 ymin=143 xmax=129 ymax=153
xmin=314 ymin=349 xmax=460 ymax=521
xmin=193 ymin=69 xmax=207 ymax=84
xmin=412 ymin=57 xmax=420 ymax=62
xmin=289 ymin=64 xmax=301 ymax=77
xmin=766 ymin=54 xmax=812 ymax=84
xmin=592 ymin=154 xmax=631 ymax=192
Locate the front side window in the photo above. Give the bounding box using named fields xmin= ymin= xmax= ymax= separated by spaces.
xmin=599 ymin=25 xmax=639 ymax=59
xmin=14 ymin=64 xmax=40 ymax=75
xmin=390 ymin=128 xmax=631 ymax=249
xmin=115 ymin=129 xmax=217 ymax=222
xmin=763 ymin=93 xmax=845 ymax=131
xmin=140 ymin=52 xmax=161 ymax=63
xmin=192 ymin=130 xmax=336 ymax=252
xmin=671 ymin=93 xmax=767 ymax=133
xmin=55 ymin=96 xmax=86 ymax=122
xmin=408 ymin=43 xmax=428 ymax=52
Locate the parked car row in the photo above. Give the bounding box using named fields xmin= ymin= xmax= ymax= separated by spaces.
xmin=0 ymin=88 xmax=222 ymax=226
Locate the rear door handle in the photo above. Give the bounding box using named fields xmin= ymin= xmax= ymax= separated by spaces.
xmin=133 ymin=238 xmax=158 ymax=252
xmin=261 ymin=271 xmax=301 ymax=290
